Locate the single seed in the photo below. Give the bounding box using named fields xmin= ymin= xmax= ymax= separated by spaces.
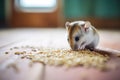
xmin=5 ymin=52 xmax=9 ymax=54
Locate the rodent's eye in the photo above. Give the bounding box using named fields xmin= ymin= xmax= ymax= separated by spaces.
xmin=75 ymin=36 xmax=79 ymax=42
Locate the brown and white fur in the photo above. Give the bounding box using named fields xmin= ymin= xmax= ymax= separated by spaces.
xmin=65 ymin=21 xmax=99 ymax=51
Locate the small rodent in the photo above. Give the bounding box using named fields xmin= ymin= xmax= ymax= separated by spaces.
xmin=65 ymin=21 xmax=99 ymax=51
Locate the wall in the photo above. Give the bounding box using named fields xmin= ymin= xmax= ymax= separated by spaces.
xmin=64 ymin=0 xmax=120 ymax=18
xmin=0 ymin=0 xmax=5 ymax=27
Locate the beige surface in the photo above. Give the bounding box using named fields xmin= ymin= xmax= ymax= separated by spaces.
xmin=0 ymin=28 xmax=120 ymax=80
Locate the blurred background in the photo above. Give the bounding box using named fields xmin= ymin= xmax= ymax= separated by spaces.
xmin=0 ymin=1 xmax=120 ymax=80
xmin=0 ymin=0 xmax=120 ymax=29
xmin=0 ymin=0 xmax=120 ymax=50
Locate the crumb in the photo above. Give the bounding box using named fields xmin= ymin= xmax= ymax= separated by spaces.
xmin=14 ymin=51 xmax=25 ymax=55
xmin=31 ymin=49 xmax=37 ymax=52
xmin=14 ymin=47 xmax=19 ymax=49
xmin=5 ymin=52 xmax=9 ymax=54
xmin=21 ymin=56 xmax=25 ymax=59
xmin=15 ymin=52 xmax=21 ymax=55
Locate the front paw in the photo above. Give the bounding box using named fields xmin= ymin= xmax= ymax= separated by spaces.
xmin=85 ymin=46 xmax=95 ymax=51
xmin=78 ymin=45 xmax=85 ymax=50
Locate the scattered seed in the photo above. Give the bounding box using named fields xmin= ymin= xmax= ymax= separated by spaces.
xmin=32 ymin=49 xmax=37 ymax=52
xmin=13 ymin=49 xmax=110 ymax=70
xmin=21 ymin=56 xmax=25 ymax=59
xmin=14 ymin=47 xmax=19 ymax=49
xmin=15 ymin=51 xmax=25 ymax=55
xmin=5 ymin=52 xmax=9 ymax=54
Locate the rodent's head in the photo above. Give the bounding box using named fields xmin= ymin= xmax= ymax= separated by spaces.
xmin=65 ymin=21 xmax=91 ymax=50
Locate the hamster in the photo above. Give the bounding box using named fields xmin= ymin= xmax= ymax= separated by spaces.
xmin=65 ymin=21 xmax=99 ymax=51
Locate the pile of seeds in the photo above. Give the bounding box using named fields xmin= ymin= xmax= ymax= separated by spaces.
xmin=28 ymin=49 xmax=109 ymax=68
xmin=9 ymin=46 xmax=110 ymax=69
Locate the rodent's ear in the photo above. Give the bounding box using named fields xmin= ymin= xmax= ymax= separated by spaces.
xmin=65 ymin=22 xmax=70 ymax=30
xmin=85 ymin=21 xmax=91 ymax=28
xmin=84 ymin=21 xmax=91 ymax=32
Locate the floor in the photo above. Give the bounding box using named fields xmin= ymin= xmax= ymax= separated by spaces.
xmin=0 ymin=28 xmax=120 ymax=80
xmin=98 ymin=30 xmax=120 ymax=50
